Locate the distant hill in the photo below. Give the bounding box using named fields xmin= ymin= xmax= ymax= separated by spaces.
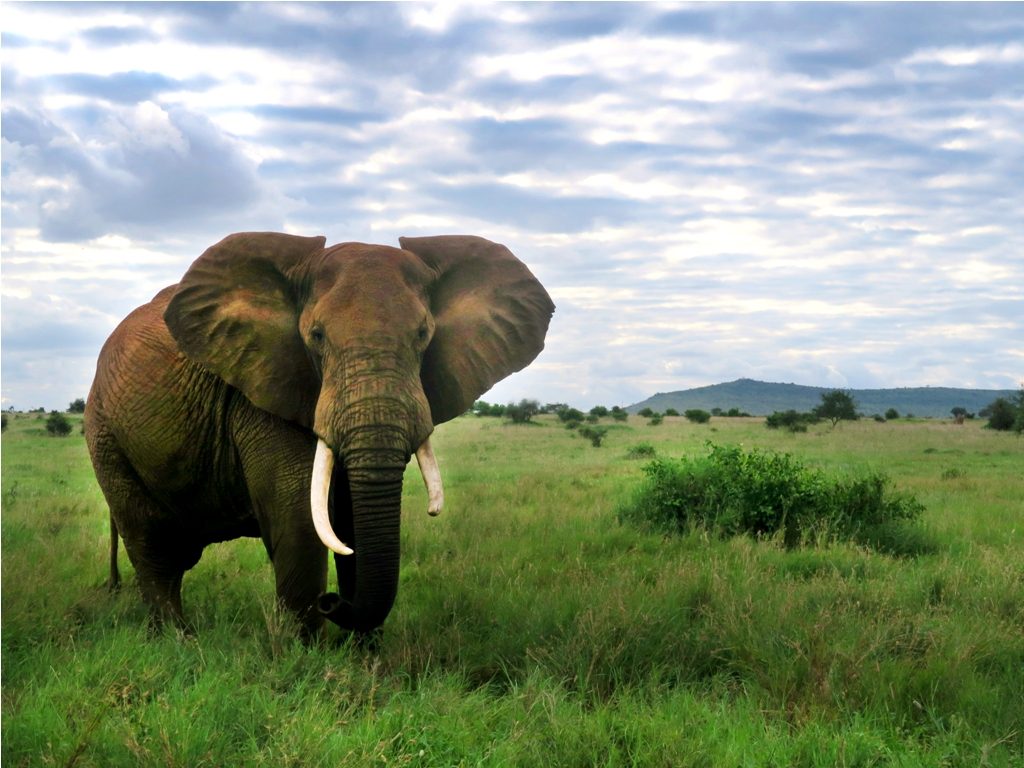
xmin=628 ymin=379 xmax=1018 ymax=419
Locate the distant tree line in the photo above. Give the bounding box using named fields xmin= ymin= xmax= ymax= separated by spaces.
xmin=470 ymin=386 xmax=1024 ymax=437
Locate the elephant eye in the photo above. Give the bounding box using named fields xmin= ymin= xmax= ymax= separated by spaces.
xmin=310 ymin=326 xmax=325 ymax=345
xmin=417 ymin=322 xmax=430 ymax=344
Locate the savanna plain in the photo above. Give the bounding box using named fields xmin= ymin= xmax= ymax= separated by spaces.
xmin=2 ymin=411 xmax=1022 ymax=766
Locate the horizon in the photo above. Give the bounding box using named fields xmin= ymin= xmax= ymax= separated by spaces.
xmin=3 ymin=3 xmax=1022 ymax=411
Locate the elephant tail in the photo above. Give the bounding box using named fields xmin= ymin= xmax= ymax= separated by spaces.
xmin=108 ymin=515 xmax=121 ymax=592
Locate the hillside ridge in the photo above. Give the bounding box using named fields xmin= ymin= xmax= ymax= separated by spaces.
xmin=628 ymin=378 xmax=1017 ymax=418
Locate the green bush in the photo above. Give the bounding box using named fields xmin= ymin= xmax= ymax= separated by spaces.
xmin=45 ymin=412 xmax=72 ymax=437
xmin=664 ymin=408 xmax=680 ymax=417
xmin=684 ymin=409 xmax=711 ymax=424
xmin=577 ymin=425 xmax=608 ymax=447
xmin=626 ymin=442 xmax=656 ymax=459
xmin=885 ymin=408 xmax=899 ymax=420
xmin=982 ymin=391 xmax=1023 ymax=432
xmin=504 ymin=399 xmax=540 ymax=424
xmin=648 ymin=413 xmax=663 ymax=426
xmin=765 ymin=410 xmax=819 ymax=432
xmin=618 ymin=444 xmax=925 ymax=550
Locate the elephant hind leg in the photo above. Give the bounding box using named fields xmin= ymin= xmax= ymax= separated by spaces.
xmin=130 ymin=557 xmax=189 ymax=633
xmin=89 ymin=430 xmax=196 ymax=633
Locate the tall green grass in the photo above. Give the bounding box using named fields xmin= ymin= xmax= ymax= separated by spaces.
xmin=3 ymin=412 xmax=1022 ymax=766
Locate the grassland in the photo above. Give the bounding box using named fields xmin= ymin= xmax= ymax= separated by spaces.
xmin=2 ymin=411 xmax=1022 ymax=766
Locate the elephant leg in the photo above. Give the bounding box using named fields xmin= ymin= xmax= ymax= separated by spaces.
xmin=89 ymin=431 xmax=195 ymax=632
xmin=128 ymin=553 xmax=188 ymax=633
xmin=264 ymin=531 xmax=328 ymax=642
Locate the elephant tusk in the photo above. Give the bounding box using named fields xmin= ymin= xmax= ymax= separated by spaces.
xmin=311 ymin=439 xmax=354 ymax=555
xmin=415 ymin=438 xmax=444 ymax=516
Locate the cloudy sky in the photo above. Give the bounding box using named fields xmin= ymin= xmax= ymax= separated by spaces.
xmin=2 ymin=2 xmax=1022 ymax=411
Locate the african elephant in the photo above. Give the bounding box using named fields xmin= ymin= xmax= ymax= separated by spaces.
xmin=84 ymin=232 xmax=554 ymax=638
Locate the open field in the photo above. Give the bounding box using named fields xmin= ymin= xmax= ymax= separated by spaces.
xmin=2 ymin=412 xmax=1022 ymax=766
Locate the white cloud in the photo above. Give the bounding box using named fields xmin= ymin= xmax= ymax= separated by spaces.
xmin=2 ymin=3 xmax=1023 ymax=408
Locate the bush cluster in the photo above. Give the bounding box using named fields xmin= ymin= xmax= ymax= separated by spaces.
xmin=618 ymin=444 xmax=925 ymax=549
xmin=684 ymin=409 xmax=711 ymax=424
xmin=577 ymin=425 xmax=608 ymax=447
xmin=626 ymin=442 xmax=656 ymax=459
xmin=765 ymin=410 xmax=820 ymax=432
xmin=45 ymin=412 xmax=72 ymax=437
xmin=981 ymin=389 xmax=1024 ymax=432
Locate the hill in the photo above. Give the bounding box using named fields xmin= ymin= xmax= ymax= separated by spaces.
xmin=628 ymin=378 xmax=1018 ymax=418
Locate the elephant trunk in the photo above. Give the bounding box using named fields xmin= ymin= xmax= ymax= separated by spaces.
xmin=312 ymin=427 xmax=433 ymax=634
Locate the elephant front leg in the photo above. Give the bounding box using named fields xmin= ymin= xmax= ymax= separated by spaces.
xmin=264 ymin=530 xmax=329 ymax=642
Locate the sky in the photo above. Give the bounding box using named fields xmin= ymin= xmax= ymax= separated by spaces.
xmin=2 ymin=2 xmax=1023 ymax=412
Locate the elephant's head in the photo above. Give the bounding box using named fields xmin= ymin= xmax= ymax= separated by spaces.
xmin=164 ymin=232 xmax=554 ymax=632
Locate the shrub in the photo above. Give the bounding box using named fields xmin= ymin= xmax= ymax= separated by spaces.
xmin=45 ymin=412 xmax=73 ymax=437
xmin=610 ymin=407 xmax=628 ymax=422
xmin=765 ymin=410 xmax=818 ymax=433
xmin=885 ymin=408 xmax=899 ymax=420
xmin=982 ymin=391 xmax=1023 ymax=432
xmin=638 ymin=407 xmax=654 ymax=418
xmin=473 ymin=400 xmax=506 ymax=417
xmin=684 ymin=409 xmax=711 ymax=424
xmin=68 ymin=398 xmax=86 ymax=414
xmin=588 ymin=406 xmax=609 ymax=418
xmin=664 ymin=408 xmax=680 ymax=417
xmin=504 ymin=399 xmax=540 ymax=424
xmin=577 ymin=425 xmax=608 ymax=447
xmin=626 ymin=442 xmax=656 ymax=459
xmin=648 ymin=413 xmax=663 ymax=426
xmin=554 ymin=407 xmax=584 ymax=429
xmin=1 ymin=413 xmax=7 ymax=432
xmin=617 ymin=444 xmax=925 ymax=550
xmin=873 ymin=414 xmax=886 ymax=422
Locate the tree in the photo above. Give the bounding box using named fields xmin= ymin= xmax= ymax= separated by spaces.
xmin=885 ymin=408 xmax=899 ymax=420
xmin=1 ymin=413 xmax=8 ymax=433
xmin=610 ymin=406 xmax=628 ymax=422
xmin=664 ymin=408 xmax=680 ymax=417
xmin=648 ymin=413 xmax=664 ymax=426
xmin=638 ymin=407 xmax=654 ymax=418
xmin=588 ymin=405 xmax=609 ymax=418
xmin=46 ymin=412 xmax=72 ymax=437
xmin=68 ymin=398 xmax=86 ymax=413
xmin=505 ymin=399 xmax=540 ymax=424
xmin=814 ymin=390 xmax=858 ymax=428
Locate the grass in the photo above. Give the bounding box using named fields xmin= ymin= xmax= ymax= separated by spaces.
xmin=2 ymin=412 xmax=1023 ymax=766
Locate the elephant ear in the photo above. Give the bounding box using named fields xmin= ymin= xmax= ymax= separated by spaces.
xmin=400 ymin=235 xmax=555 ymax=425
xmin=164 ymin=231 xmax=327 ymax=427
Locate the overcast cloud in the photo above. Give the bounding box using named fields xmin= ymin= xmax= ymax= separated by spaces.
xmin=2 ymin=2 xmax=1022 ymax=411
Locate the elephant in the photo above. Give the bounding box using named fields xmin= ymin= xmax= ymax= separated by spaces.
xmin=84 ymin=232 xmax=554 ymax=639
